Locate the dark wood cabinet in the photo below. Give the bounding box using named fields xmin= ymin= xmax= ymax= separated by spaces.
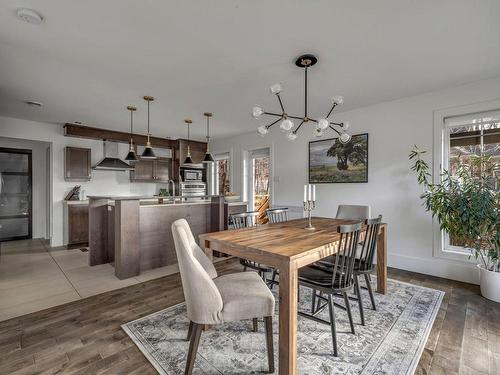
xmin=65 ymin=147 xmax=91 ymax=181
xmin=68 ymin=204 xmax=88 ymax=246
xmin=130 ymin=158 xmax=171 ymax=182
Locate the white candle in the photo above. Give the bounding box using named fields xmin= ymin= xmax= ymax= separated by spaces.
xmin=312 ymin=185 xmax=316 ymax=201
xmin=308 ymin=184 xmax=312 ymax=201
xmin=303 ymin=185 xmax=307 ymax=202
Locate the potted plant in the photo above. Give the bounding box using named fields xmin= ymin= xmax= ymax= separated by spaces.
xmin=409 ymin=146 xmax=499 ymax=301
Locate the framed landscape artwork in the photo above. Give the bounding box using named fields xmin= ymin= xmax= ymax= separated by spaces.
xmin=309 ymin=133 xmax=368 ymax=183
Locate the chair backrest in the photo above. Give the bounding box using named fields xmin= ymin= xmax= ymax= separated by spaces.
xmin=336 ymin=205 xmax=371 ymax=221
xmin=171 ymin=219 xmax=223 ymax=324
xmin=266 ymin=208 xmax=289 ymax=224
xmin=330 ymin=222 xmax=362 ymax=289
xmin=357 ymin=215 xmax=383 ymax=272
xmin=230 ymin=211 xmax=259 ymax=229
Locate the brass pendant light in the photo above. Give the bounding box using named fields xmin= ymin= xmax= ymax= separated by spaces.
xmin=141 ymin=95 xmax=156 ymax=159
xmin=183 ymin=119 xmax=194 ymax=165
xmin=202 ymin=112 xmax=214 ymax=163
xmin=124 ymin=105 xmax=138 ymax=161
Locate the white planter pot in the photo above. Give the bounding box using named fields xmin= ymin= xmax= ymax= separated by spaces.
xmin=478 ymin=264 xmax=500 ymax=303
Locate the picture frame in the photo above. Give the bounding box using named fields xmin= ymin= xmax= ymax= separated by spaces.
xmin=308 ymin=133 xmax=369 ymax=183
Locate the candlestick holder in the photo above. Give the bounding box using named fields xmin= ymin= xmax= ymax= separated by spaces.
xmin=303 ymin=200 xmax=316 ymax=230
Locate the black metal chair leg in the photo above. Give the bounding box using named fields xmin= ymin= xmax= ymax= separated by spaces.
xmin=311 ymin=289 xmax=317 ymax=313
xmin=186 ymin=320 xmax=193 ymax=341
xmin=327 ymin=294 xmax=338 ymax=357
xmin=364 ymin=273 xmax=377 ymax=310
xmin=264 ymin=316 xmax=275 ymax=373
xmin=252 ymin=318 xmax=258 ymax=332
xmin=269 ymin=269 xmax=277 ymax=290
xmin=185 ymin=323 xmax=202 ymax=375
xmin=354 ymin=276 xmax=365 ymax=326
xmin=342 ymin=292 xmax=355 ymax=334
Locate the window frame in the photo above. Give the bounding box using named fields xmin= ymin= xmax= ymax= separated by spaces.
xmin=214 ymin=151 xmax=232 ymax=195
xmin=432 ymin=99 xmax=500 ymax=262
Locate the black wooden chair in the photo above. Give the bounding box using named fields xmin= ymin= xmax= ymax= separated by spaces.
xmin=264 ymin=208 xmax=289 ymax=289
xmin=298 ymin=222 xmax=362 ymax=356
xmin=230 ymin=212 xmax=274 ymax=285
xmin=351 ymin=215 xmax=382 ymax=325
xmin=265 ymin=207 xmax=289 ymax=224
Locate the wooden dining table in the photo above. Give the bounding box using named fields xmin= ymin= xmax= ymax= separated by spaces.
xmin=199 ymin=217 xmax=388 ymax=375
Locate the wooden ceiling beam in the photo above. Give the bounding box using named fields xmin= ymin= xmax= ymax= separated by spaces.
xmin=64 ymin=123 xmax=180 ymax=149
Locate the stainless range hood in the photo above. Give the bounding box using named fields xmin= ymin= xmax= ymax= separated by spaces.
xmin=93 ymin=140 xmax=134 ymax=171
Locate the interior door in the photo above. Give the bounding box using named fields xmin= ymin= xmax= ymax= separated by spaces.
xmin=0 ymin=148 xmax=32 ymax=241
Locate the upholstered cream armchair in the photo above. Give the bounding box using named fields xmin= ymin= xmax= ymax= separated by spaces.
xmin=172 ymin=219 xmax=276 ymax=374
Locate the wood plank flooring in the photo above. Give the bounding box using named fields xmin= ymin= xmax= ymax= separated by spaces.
xmin=0 ymin=260 xmax=498 ymax=374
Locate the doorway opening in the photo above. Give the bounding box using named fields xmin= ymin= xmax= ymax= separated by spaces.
xmin=247 ymin=148 xmax=271 ymax=224
xmin=0 ymin=148 xmax=32 ymax=241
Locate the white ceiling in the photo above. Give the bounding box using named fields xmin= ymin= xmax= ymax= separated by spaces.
xmin=1 ymin=0 xmax=500 ymax=140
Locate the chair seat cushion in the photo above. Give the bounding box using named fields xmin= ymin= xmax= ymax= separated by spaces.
xmin=298 ymin=265 xmax=351 ymax=289
xmin=214 ymin=271 xmax=275 ymax=322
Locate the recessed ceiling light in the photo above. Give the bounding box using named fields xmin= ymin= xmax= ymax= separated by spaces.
xmin=25 ymin=100 xmax=43 ymax=108
xmin=16 ymin=8 xmax=43 ymax=25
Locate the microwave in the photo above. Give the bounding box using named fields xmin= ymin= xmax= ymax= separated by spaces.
xmin=181 ymin=169 xmax=203 ymax=182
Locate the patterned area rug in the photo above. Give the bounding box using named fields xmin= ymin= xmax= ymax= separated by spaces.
xmin=122 ymin=278 xmax=443 ymax=374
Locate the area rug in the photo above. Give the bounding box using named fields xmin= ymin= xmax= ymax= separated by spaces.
xmin=122 ymin=278 xmax=443 ymax=374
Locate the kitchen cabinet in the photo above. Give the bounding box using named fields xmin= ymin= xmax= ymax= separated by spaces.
xmin=65 ymin=147 xmax=91 ymax=181
xmin=130 ymin=158 xmax=171 ymax=182
xmin=177 ymin=139 xmax=207 ymax=166
xmin=67 ymin=204 xmax=88 ymax=247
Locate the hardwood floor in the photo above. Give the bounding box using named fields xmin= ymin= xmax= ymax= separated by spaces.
xmin=0 ymin=260 xmax=498 ymax=374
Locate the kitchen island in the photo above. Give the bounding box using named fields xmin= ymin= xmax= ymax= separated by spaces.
xmin=88 ymin=195 xmax=246 ymax=279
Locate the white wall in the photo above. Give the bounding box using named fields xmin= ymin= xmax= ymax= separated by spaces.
xmin=0 ymin=117 xmax=168 ymax=247
xmin=0 ymin=137 xmax=50 ymax=239
xmin=211 ymin=77 xmax=500 ymax=284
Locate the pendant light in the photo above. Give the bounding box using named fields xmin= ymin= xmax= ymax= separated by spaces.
xmin=183 ymin=119 xmax=194 ymax=165
xmin=124 ymin=106 xmax=138 ymax=161
xmin=141 ymin=95 xmax=156 ymax=159
xmin=202 ymin=112 xmax=215 ymax=163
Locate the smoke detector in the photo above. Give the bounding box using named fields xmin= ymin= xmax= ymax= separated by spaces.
xmin=16 ymin=8 xmax=43 ymax=25
xmin=25 ymin=100 xmax=43 ymax=108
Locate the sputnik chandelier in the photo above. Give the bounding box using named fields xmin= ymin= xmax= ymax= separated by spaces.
xmin=252 ymin=54 xmax=351 ymax=143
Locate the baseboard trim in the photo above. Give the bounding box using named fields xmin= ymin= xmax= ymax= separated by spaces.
xmin=386 ymin=252 xmax=479 ymax=285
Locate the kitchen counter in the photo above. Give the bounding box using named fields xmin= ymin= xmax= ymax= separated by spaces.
xmin=88 ymin=195 xmax=247 ymax=280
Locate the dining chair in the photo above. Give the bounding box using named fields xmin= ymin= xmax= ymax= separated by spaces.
xmin=265 ymin=208 xmax=289 ymax=289
xmin=352 ymin=215 xmax=382 ymax=325
xmin=310 ymin=204 xmax=371 ymax=312
xmin=230 ymin=211 xmax=275 ymax=285
xmin=172 ymin=219 xmax=275 ymax=375
xmin=336 ymin=204 xmax=371 ymax=220
xmin=312 ymin=216 xmax=382 ymax=326
xmin=297 ymin=222 xmax=362 ymax=357
xmin=265 ymin=207 xmax=289 ymax=224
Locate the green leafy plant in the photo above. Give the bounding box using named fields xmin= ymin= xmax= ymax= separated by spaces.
xmin=409 ymin=146 xmax=499 ymax=272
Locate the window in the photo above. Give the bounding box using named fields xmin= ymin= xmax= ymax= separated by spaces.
xmin=215 ymin=153 xmax=230 ymax=195
xmin=246 ymin=148 xmax=271 ymax=224
xmin=442 ymin=110 xmax=500 ymax=250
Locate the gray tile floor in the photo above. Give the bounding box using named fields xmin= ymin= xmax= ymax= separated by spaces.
xmin=0 ymin=239 xmax=181 ymax=321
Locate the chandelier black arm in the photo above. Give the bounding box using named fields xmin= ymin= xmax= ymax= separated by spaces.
xmin=287 ymin=114 xmax=305 ymax=121
xmin=266 ymin=118 xmax=282 ymax=129
xmin=293 ymin=120 xmax=305 ymax=134
xmin=325 ymin=103 xmax=338 ymax=119
xmin=263 ymin=111 xmax=283 ymax=117
xmin=276 ymin=94 xmax=285 ymax=113
xmin=330 ymin=121 xmax=344 ymax=127
xmin=328 ymin=125 xmax=342 ymax=135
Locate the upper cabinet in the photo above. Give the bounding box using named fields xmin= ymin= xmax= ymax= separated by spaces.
xmin=130 ymin=158 xmax=171 ymax=182
xmin=65 ymin=147 xmax=91 ymax=181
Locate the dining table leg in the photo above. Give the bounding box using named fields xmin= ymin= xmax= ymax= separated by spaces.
xmin=376 ymin=225 xmax=388 ymax=294
xmin=278 ymin=262 xmax=298 ymax=375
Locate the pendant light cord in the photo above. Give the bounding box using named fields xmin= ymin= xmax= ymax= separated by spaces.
xmin=206 ymin=116 xmax=210 ymax=150
xmin=130 ymin=110 xmax=134 ymax=143
xmin=147 ymin=100 xmax=150 ymax=139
